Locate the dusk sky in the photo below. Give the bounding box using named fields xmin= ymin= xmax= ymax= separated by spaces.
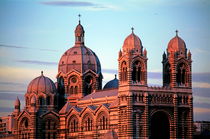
xmin=0 ymin=0 xmax=210 ymax=121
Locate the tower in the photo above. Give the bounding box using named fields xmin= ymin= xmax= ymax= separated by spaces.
xmin=118 ymin=28 xmax=147 ymax=138
xmin=162 ymin=30 xmax=192 ymax=88
xmin=57 ymin=17 xmax=103 ymax=105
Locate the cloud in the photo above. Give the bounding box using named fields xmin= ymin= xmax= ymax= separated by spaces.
xmin=16 ymin=60 xmax=57 ymax=66
xmin=194 ymin=107 xmax=210 ymax=113
xmin=193 ymin=88 xmax=210 ymax=97
xmin=40 ymin=1 xmax=117 ymax=10
xmin=0 ymin=44 xmax=28 ymax=49
xmin=41 ymin=1 xmax=96 ymax=7
xmin=0 ymin=81 xmax=26 ymax=86
xmin=0 ymin=44 xmax=58 ymax=52
xmin=0 ymin=93 xmax=24 ymax=101
xmin=193 ymin=82 xmax=210 ymax=88
xmin=102 ymin=69 xmax=117 ymax=74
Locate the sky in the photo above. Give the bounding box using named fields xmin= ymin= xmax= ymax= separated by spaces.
xmin=0 ymin=0 xmax=210 ymax=121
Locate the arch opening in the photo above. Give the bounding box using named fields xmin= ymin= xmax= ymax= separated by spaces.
xmin=151 ymin=111 xmax=170 ymax=139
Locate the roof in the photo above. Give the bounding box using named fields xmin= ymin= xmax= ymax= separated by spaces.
xmin=80 ymin=88 xmax=118 ymax=100
xmin=167 ymin=34 xmax=186 ymax=54
xmin=122 ymin=31 xmax=142 ymax=53
xmin=27 ymin=72 xmax=56 ymax=95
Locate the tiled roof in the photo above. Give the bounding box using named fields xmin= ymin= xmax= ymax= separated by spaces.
xmin=59 ymin=102 xmax=72 ymax=114
xmin=80 ymin=88 xmax=118 ymax=100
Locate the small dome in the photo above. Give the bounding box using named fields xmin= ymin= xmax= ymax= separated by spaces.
xmin=103 ymin=75 xmax=119 ymax=90
xmin=167 ymin=31 xmax=186 ymax=54
xmin=14 ymin=97 xmax=20 ymax=106
xmin=27 ymin=71 xmax=56 ymax=95
xmin=58 ymin=46 xmax=101 ymax=74
xmin=123 ymin=30 xmax=142 ymax=52
xmin=75 ymin=22 xmax=84 ymax=36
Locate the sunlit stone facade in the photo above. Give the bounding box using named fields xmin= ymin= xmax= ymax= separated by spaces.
xmin=1 ymin=20 xmax=193 ymax=139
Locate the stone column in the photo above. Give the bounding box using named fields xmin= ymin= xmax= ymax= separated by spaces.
xmin=173 ymin=94 xmax=178 ymax=139
xmin=143 ymin=93 xmax=148 ymax=139
xmin=30 ymin=112 xmax=36 ymax=139
xmin=127 ymin=96 xmax=133 ymax=138
xmin=187 ymin=95 xmax=193 ymax=139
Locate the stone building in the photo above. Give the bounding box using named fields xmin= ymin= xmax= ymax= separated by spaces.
xmin=0 ymin=18 xmax=193 ymax=139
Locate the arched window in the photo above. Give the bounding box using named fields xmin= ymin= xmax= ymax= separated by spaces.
xmin=26 ymin=97 xmax=29 ymax=106
xmin=74 ymin=86 xmax=78 ymax=94
xmin=82 ymin=114 xmax=93 ymax=131
xmin=176 ymin=63 xmax=187 ymax=86
xmin=43 ymin=118 xmax=57 ymax=139
xmin=19 ymin=117 xmax=30 ymax=139
xmin=164 ymin=63 xmax=171 ymax=85
xmin=132 ymin=61 xmax=142 ymax=82
xmin=69 ymin=115 xmax=79 ymax=132
xmin=46 ymin=96 xmax=51 ymax=105
xmin=70 ymin=86 xmax=73 ymax=94
xmin=97 ymin=112 xmax=108 ymax=130
xmin=121 ymin=61 xmax=127 ymax=81
xmin=84 ymin=75 xmax=93 ymax=96
xmin=39 ymin=97 xmax=44 ymax=105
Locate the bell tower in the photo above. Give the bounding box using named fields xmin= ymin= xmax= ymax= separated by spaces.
xmin=162 ymin=30 xmax=192 ymax=88
xmin=118 ymin=28 xmax=147 ymax=138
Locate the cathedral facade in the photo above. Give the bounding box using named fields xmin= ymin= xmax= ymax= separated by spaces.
xmin=2 ymin=19 xmax=193 ymax=139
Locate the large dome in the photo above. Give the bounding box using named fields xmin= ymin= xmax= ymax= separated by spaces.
xmin=122 ymin=30 xmax=142 ymax=53
xmin=167 ymin=32 xmax=186 ymax=54
xmin=58 ymin=46 xmax=101 ymax=74
xmin=27 ymin=72 xmax=56 ymax=95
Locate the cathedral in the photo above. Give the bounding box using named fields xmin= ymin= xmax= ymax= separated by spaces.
xmin=1 ymin=18 xmax=193 ymax=139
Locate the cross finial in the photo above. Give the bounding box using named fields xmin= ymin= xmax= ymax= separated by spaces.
xmin=78 ymin=14 xmax=81 ymax=24
xmin=41 ymin=71 xmax=43 ymax=76
xmin=175 ymin=30 xmax=178 ymax=36
xmin=131 ymin=27 xmax=134 ymax=33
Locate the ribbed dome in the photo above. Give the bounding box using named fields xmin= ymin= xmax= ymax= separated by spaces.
xmin=58 ymin=46 xmax=101 ymax=74
xmin=103 ymin=75 xmax=119 ymax=90
xmin=27 ymin=72 xmax=56 ymax=95
xmin=123 ymin=31 xmax=142 ymax=52
xmin=167 ymin=33 xmax=186 ymax=54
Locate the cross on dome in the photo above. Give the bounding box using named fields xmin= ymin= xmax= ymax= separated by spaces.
xmin=175 ymin=30 xmax=178 ymax=36
xmin=131 ymin=27 xmax=134 ymax=33
xmin=78 ymin=14 xmax=81 ymax=24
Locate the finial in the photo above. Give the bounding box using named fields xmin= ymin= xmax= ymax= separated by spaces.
xmin=115 ymin=74 xmax=117 ymax=79
xmin=175 ymin=30 xmax=178 ymax=36
xmin=131 ymin=27 xmax=134 ymax=33
xmin=78 ymin=14 xmax=81 ymax=24
xmin=41 ymin=71 xmax=43 ymax=76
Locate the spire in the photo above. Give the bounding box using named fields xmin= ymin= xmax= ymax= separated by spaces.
xmin=131 ymin=27 xmax=134 ymax=34
xmin=115 ymin=74 xmax=117 ymax=79
xmin=175 ymin=30 xmax=178 ymax=36
xmin=78 ymin=14 xmax=81 ymax=24
xmin=75 ymin=14 xmax=85 ymax=46
xmin=14 ymin=96 xmax=20 ymax=107
xmin=41 ymin=71 xmax=43 ymax=76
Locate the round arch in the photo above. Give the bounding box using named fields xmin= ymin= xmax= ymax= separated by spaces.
xmin=68 ymin=114 xmax=79 ymax=133
xmin=96 ymin=111 xmax=109 ymax=130
xmin=82 ymin=113 xmax=94 ymax=131
xmin=150 ymin=110 xmax=171 ymax=139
